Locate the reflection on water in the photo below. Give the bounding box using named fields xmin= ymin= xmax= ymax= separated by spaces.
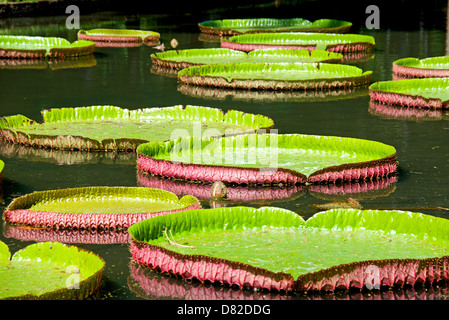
xmin=128 ymin=261 xmax=449 ymax=301
xmin=1 ymin=6 xmax=449 ymax=301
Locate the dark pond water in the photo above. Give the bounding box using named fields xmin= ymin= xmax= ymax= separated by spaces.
xmin=1 ymin=3 xmax=449 ymax=303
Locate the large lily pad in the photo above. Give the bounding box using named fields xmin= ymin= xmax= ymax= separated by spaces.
xmin=136 ymin=133 xmax=397 ymax=185
xmin=78 ymin=29 xmax=160 ymax=44
xmin=0 ymin=35 xmax=95 ymax=59
xmin=0 ymin=241 xmax=104 ymax=299
xmin=0 ymin=105 xmax=274 ymax=151
xmin=369 ymin=78 xmax=449 ymax=109
xmin=129 ymin=206 xmax=449 ymax=292
xmin=393 ymin=56 xmax=449 ymax=78
xmin=151 ymin=48 xmax=343 ymax=70
xmin=177 ymin=83 xmax=370 ymax=103
xmin=221 ymin=32 xmax=375 ymax=53
xmin=177 ymin=63 xmax=372 ymax=90
xmin=3 ymin=186 xmax=201 ymax=230
xmin=198 ymin=18 xmax=352 ymax=35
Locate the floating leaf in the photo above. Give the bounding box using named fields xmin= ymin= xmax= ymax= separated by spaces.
xmin=0 ymin=105 xmax=274 ymax=151
xmin=78 ymin=29 xmax=160 ymax=43
xmin=0 ymin=241 xmax=104 ymax=299
xmin=136 ymin=133 xmax=397 ymax=185
xmin=3 ymin=186 xmax=201 ymax=230
xmin=177 ymin=62 xmax=372 ymax=90
xmin=198 ymin=18 xmax=352 ymax=35
xmin=151 ymin=48 xmax=343 ymax=70
xmin=393 ymin=56 xmax=449 ymax=78
xmin=369 ymin=78 xmax=449 ymax=109
xmin=129 ymin=206 xmax=449 ymax=292
xmin=0 ymin=35 xmax=95 ymax=59
xmin=221 ymin=32 xmax=375 ymax=53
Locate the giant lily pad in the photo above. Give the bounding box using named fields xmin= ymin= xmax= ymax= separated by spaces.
xmin=369 ymin=78 xmax=449 ymax=109
xmin=3 ymin=186 xmax=201 ymax=230
xmin=0 ymin=105 xmax=274 ymax=151
xmin=0 ymin=35 xmax=95 ymax=59
xmin=151 ymin=48 xmax=343 ymax=70
xmin=198 ymin=18 xmax=352 ymax=35
xmin=177 ymin=83 xmax=369 ymax=103
xmin=221 ymin=32 xmax=375 ymax=53
xmin=136 ymin=133 xmax=397 ymax=185
xmin=129 ymin=206 xmax=449 ymax=292
xmin=393 ymin=56 xmax=449 ymax=78
xmin=0 ymin=241 xmax=104 ymax=299
xmin=78 ymin=29 xmax=160 ymax=44
xmin=177 ymin=63 xmax=372 ymax=90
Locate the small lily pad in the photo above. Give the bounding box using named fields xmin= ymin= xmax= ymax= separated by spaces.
xmin=369 ymin=78 xmax=449 ymax=109
xmin=151 ymin=48 xmax=343 ymax=70
xmin=393 ymin=56 xmax=449 ymax=78
xmin=78 ymin=29 xmax=160 ymax=43
xmin=3 ymin=186 xmax=201 ymax=230
xmin=0 ymin=241 xmax=104 ymax=299
xmin=0 ymin=35 xmax=95 ymax=59
xmin=136 ymin=133 xmax=397 ymax=185
xmin=129 ymin=206 xmax=449 ymax=292
xmin=0 ymin=105 xmax=274 ymax=151
xmin=221 ymin=32 xmax=375 ymax=53
xmin=198 ymin=18 xmax=352 ymax=35
xmin=177 ymin=62 xmax=372 ymax=90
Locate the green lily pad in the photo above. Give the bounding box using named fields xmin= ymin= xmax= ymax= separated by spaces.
xmin=3 ymin=186 xmax=201 ymax=230
xmin=221 ymin=32 xmax=375 ymax=53
xmin=177 ymin=62 xmax=372 ymax=90
xmin=198 ymin=18 xmax=352 ymax=35
xmin=0 ymin=241 xmax=104 ymax=299
xmin=136 ymin=133 xmax=397 ymax=185
xmin=129 ymin=206 xmax=449 ymax=292
xmin=369 ymin=78 xmax=449 ymax=109
xmin=393 ymin=56 xmax=449 ymax=78
xmin=78 ymin=29 xmax=160 ymax=43
xmin=0 ymin=105 xmax=274 ymax=151
xmin=0 ymin=35 xmax=95 ymax=59
xmin=151 ymin=48 xmax=343 ymax=70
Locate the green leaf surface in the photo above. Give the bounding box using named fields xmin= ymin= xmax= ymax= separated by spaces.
xmin=129 ymin=207 xmax=449 ymax=279
xmin=0 ymin=35 xmax=94 ymax=53
xmin=199 ymin=18 xmax=352 ymax=34
xmin=369 ymin=78 xmax=449 ymax=102
xmin=6 ymin=187 xmax=199 ymax=214
xmin=78 ymin=29 xmax=160 ymax=40
xmin=152 ymin=48 xmax=343 ymax=66
xmin=394 ymin=56 xmax=449 ymax=70
xmin=178 ymin=62 xmax=371 ymax=83
xmin=0 ymin=241 xmax=104 ymax=299
xmin=0 ymin=105 xmax=273 ymax=151
xmin=224 ymin=32 xmax=375 ymax=47
xmin=137 ymin=133 xmax=396 ymax=177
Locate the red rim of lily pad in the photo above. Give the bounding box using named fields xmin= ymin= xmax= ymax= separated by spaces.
xmin=128 ymin=207 xmax=449 ymax=293
xmin=3 ymin=187 xmax=201 ymax=231
xmin=136 ymin=134 xmax=397 ymax=186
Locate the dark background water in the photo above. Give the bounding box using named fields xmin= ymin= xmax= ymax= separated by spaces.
xmin=0 ymin=0 xmax=449 ymax=302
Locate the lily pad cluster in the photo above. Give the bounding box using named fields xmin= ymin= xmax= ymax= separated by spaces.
xmin=370 ymin=56 xmax=449 ymax=110
xmin=4 ymin=13 xmax=444 ymax=299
